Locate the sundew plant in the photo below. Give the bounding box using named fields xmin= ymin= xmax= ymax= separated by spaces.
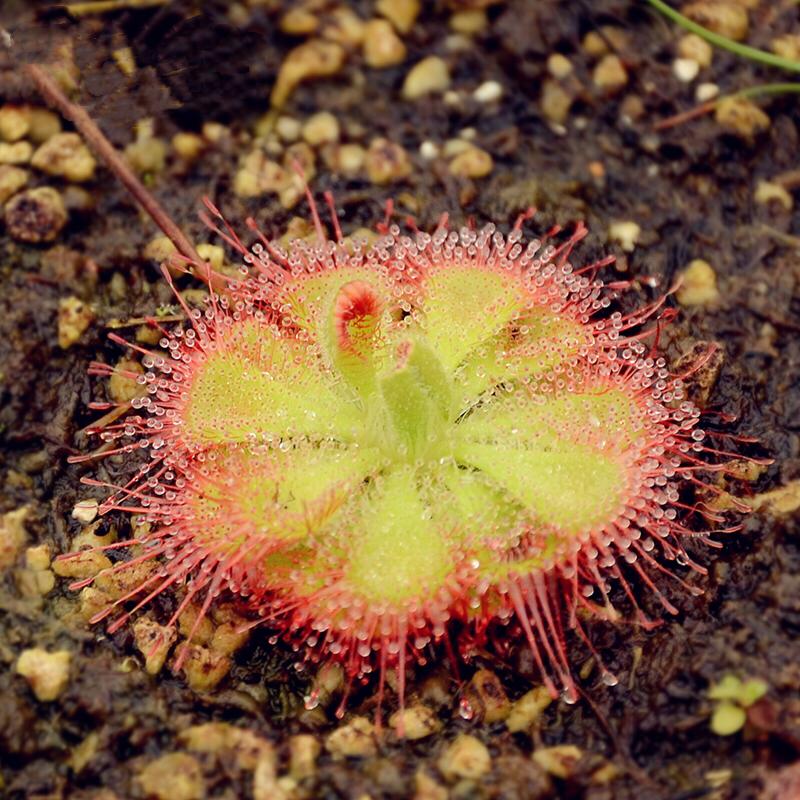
xmin=66 ymin=191 xmax=751 ymax=715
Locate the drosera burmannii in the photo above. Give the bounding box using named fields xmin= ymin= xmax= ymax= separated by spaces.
xmin=25 ymin=61 xmax=768 ymax=726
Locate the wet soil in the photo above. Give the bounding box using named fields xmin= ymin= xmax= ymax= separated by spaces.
xmin=1 ymin=2 xmax=800 ymax=799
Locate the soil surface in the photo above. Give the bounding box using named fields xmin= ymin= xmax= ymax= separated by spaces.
xmin=1 ymin=2 xmax=799 ymax=799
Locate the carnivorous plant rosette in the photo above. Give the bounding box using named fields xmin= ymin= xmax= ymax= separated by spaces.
xmin=65 ymin=198 xmax=752 ymax=710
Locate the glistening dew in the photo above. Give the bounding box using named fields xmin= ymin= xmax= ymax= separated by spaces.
xmin=63 ymin=192 xmax=758 ymax=718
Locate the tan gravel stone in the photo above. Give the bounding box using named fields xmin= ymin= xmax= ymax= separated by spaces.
xmin=302 ymin=111 xmax=340 ymax=145
xmin=608 ymin=220 xmax=641 ymax=252
xmin=71 ymin=499 xmax=98 ymax=524
xmin=210 ymin=621 xmax=250 ymax=656
xmin=677 ymin=258 xmax=720 ymax=306
xmin=56 ymin=295 xmax=93 ymax=348
xmin=271 ymin=39 xmax=346 ymax=107
xmin=324 ymin=142 xmax=366 ymax=175
xmin=112 ymin=46 xmax=136 ymax=76
xmin=253 ymin=755 xmax=291 ymax=800
xmin=72 ymin=519 xmax=117 ymax=553
xmin=276 ymin=115 xmax=302 ymax=142
xmin=0 ymin=141 xmax=33 ymax=164
xmin=325 ymin=716 xmax=377 ymax=758
xmin=0 ymin=506 xmax=31 ymax=570
xmin=178 ymin=603 xmax=215 ymax=646
xmin=76 ymin=585 xmax=113 ymax=621
xmin=449 ymin=9 xmax=487 ymax=35
xmin=27 ymin=108 xmax=62 ymax=143
xmin=547 ymin=53 xmax=573 ymax=78
xmin=466 ymin=669 xmax=511 ymax=723
xmin=377 ymin=0 xmax=420 ymax=33
xmin=715 ymin=97 xmax=770 ymax=138
xmin=754 ymin=179 xmax=793 ymax=211
xmin=749 ymin=480 xmax=800 ymax=515
xmin=52 ymin=548 xmax=111 ymax=580
xmin=280 ymin=6 xmax=319 ymax=35
xmin=506 ymin=686 xmax=553 ymax=732
xmin=771 ymin=33 xmax=800 ymax=61
xmin=403 ymin=56 xmax=450 ymax=99
xmin=442 ymin=138 xmax=470 ymax=158
xmin=541 ymin=79 xmax=574 ymax=125
xmin=179 ymin=722 xmax=274 ymax=770
xmin=202 ymin=121 xmax=228 ymax=143
xmin=365 ymin=137 xmax=411 ymax=184
xmin=234 ymin=150 xmax=288 ymax=199
xmin=25 ymin=543 xmax=51 ymax=572
xmin=133 ymin=616 xmax=177 ymax=675
xmin=682 ymin=1 xmax=748 ymax=41
xmin=196 ymin=243 xmax=225 ymax=271
xmin=533 ymin=744 xmax=583 ymax=779
xmin=143 ymin=234 xmax=177 ymax=262
xmin=0 ymin=105 xmax=29 ymax=141
xmin=108 ymin=358 xmax=145 ymax=404
xmin=137 ymin=753 xmax=205 ymax=800
xmin=363 ymin=19 xmax=407 ymax=68
xmin=419 ymin=140 xmax=439 ymax=160
xmin=94 ymin=557 xmax=156 ymax=599
xmin=16 ymin=565 xmax=56 ymax=597
xmin=437 ymin=734 xmax=491 ymax=782
xmin=124 ymin=120 xmax=167 ymax=175
xmin=180 ymin=643 xmax=231 ymax=692
xmin=172 ymin=132 xmax=206 ymax=161
xmin=70 ymin=731 xmax=100 ymax=774
xmin=289 ymin=734 xmax=321 ymax=780
xmin=390 ymin=704 xmax=443 ymax=739
xmin=414 ymin=768 xmax=449 ymax=800
xmin=582 ymin=31 xmax=607 ymax=57
xmin=593 ymin=54 xmax=628 ymax=93
xmin=678 ymin=33 xmax=713 ymax=67
xmin=449 ymin=145 xmax=493 ymax=178
xmin=0 ymin=164 xmax=28 ymax=205
xmin=322 ymin=7 xmax=366 ymax=49
xmin=16 ymin=647 xmax=72 ymax=701
xmin=582 ymin=26 xmax=628 ymax=58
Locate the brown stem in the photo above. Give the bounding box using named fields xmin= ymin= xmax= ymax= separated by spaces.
xmin=653 ymin=100 xmax=716 ymax=131
xmin=24 ymin=62 xmax=203 ymax=266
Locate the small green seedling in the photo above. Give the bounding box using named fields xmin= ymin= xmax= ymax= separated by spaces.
xmin=646 ymin=0 xmax=800 ymax=128
xmin=709 ymin=674 xmax=768 ymax=736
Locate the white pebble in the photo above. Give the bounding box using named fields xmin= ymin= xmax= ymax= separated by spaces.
xmin=275 ymin=116 xmax=301 ymax=143
xmin=608 ymin=220 xmax=641 ymax=252
xmin=473 ymin=80 xmax=503 ymax=103
xmin=419 ymin=140 xmax=439 ymax=160
xmin=71 ymin=499 xmax=98 ymax=524
xmin=546 ymin=53 xmax=573 ymax=79
xmin=696 ymin=82 xmax=720 ymax=102
xmin=673 ymin=57 xmax=699 ymax=83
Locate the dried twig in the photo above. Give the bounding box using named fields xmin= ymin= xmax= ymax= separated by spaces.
xmin=24 ymin=62 xmax=203 ymax=267
xmin=655 ymin=83 xmax=800 ymax=130
xmin=60 ymin=0 xmax=168 ymax=16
